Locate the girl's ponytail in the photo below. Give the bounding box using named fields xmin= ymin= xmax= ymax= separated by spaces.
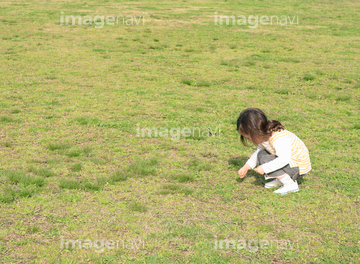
xmin=268 ymin=120 xmax=284 ymax=133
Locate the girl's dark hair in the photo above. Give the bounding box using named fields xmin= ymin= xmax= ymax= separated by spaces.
xmin=236 ymin=108 xmax=284 ymax=146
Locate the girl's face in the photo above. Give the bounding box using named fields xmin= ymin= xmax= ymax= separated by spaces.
xmin=239 ymin=132 xmax=256 ymax=144
xmin=239 ymin=131 xmax=265 ymax=145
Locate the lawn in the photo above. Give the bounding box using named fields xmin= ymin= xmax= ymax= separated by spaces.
xmin=0 ymin=0 xmax=359 ymax=263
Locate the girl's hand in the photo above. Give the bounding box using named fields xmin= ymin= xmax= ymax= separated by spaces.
xmin=238 ymin=164 xmax=251 ymax=178
xmin=254 ymin=165 xmax=265 ymax=175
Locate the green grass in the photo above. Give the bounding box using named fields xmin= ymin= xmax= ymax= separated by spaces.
xmin=0 ymin=186 xmax=36 ymax=203
xmin=196 ymin=80 xmax=211 ymax=87
xmin=157 ymin=184 xmax=193 ymax=195
xmin=181 ymin=78 xmax=195 ymax=86
xmin=127 ymin=158 xmax=158 ymax=176
xmin=59 ymin=179 xmax=81 ymax=190
xmin=188 ymin=158 xmax=213 ymax=171
xmin=4 ymin=170 xmax=46 ymax=187
xmin=28 ymin=167 xmax=54 ymax=178
xmin=171 ymin=172 xmax=195 ymax=183
xmin=70 ymin=163 xmax=82 ymax=172
xmin=0 ymin=116 xmax=14 ymax=123
xmin=128 ymin=201 xmax=147 ymax=212
xmin=3 ymin=141 xmax=12 ymax=148
xmin=303 ymin=73 xmax=316 ymax=81
xmin=59 ymin=179 xmax=101 ymax=191
xmin=0 ymin=0 xmax=359 ymax=263
xmin=66 ymin=150 xmax=81 ymax=157
xmin=108 ymin=170 xmax=128 ymax=183
xmin=47 ymin=143 xmax=70 ymax=151
xmin=10 ymin=109 xmax=21 ymax=114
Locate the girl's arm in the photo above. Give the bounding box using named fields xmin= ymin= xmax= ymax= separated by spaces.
xmin=261 ymin=137 xmax=292 ymax=174
xmin=239 ymin=145 xmax=264 ymax=178
xmin=246 ymin=145 xmax=265 ymax=169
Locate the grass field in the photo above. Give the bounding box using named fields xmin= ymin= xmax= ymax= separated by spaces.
xmin=0 ymin=0 xmax=359 ymax=263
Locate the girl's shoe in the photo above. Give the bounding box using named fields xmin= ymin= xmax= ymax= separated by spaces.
xmin=264 ymin=179 xmax=283 ymax=189
xmin=273 ymin=181 xmax=299 ymax=195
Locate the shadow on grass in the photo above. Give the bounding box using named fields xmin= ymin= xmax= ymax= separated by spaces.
xmin=296 ymin=175 xmax=306 ymax=185
xmin=229 ymin=156 xmax=265 ymax=186
xmin=228 ymin=156 xmax=247 ymax=168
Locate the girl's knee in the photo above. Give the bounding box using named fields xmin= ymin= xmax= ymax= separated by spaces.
xmin=257 ymin=150 xmax=275 ymax=164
